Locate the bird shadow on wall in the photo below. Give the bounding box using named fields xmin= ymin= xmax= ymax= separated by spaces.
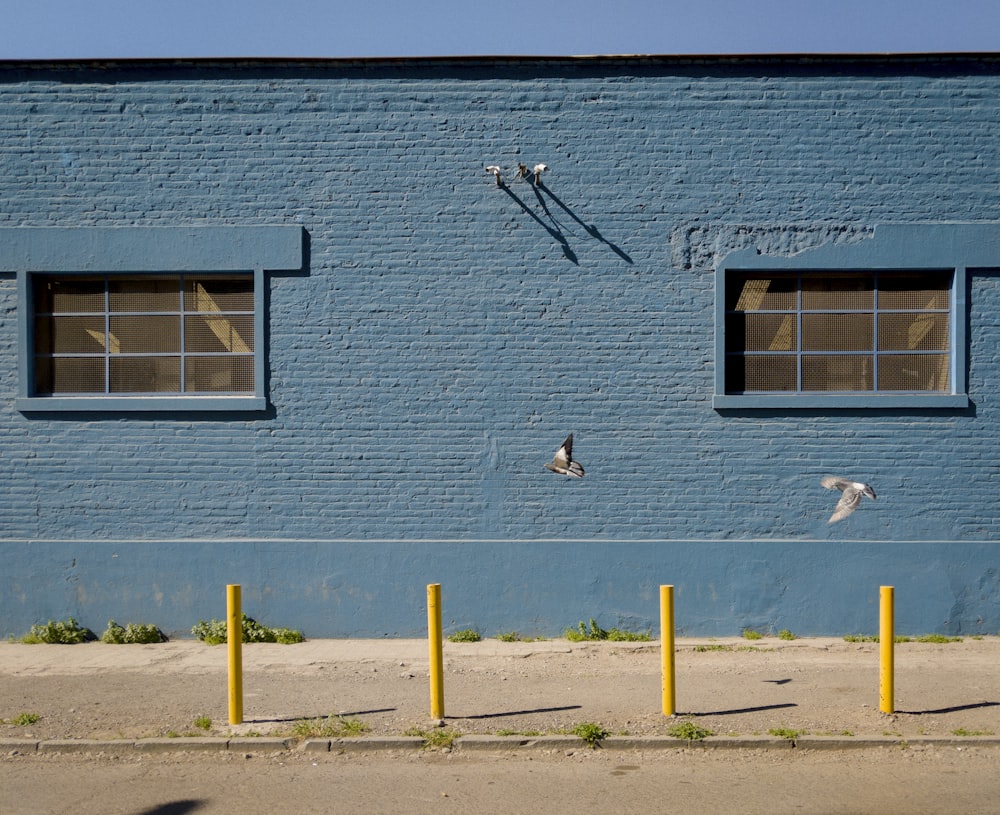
xmin=500 ymin=183 xmax=632 ymax=266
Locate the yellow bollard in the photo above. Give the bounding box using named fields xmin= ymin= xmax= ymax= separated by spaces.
xmin=227 ymin=584 xmax=243 ymax=725
xmin=661 ymin=585 xmax=676 ymax=716
xmin=879 ymin=585 xmax=894 ymax=714
xmin=427 ymin=583 xmax=445 ymax=721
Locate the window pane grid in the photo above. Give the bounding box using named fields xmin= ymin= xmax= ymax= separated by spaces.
xmin=33 ymin=274 xmax=254 ymax=396
xmin=725 ymin=271 xmax=951 ymax=394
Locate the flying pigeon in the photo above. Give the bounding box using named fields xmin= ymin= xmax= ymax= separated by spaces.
xmin=821 ymin=477 xmax=877 ymax=523
xmin=545 ymin=434 xmax=584 ymax=478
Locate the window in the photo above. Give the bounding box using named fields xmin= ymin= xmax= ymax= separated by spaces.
xmin=4 ymin=225 xmax=303 ymax=412
xmin=724 ymin=270 xmax=952 ymax=395
xmin=713 ymin=223 xmax=978 ymax=410
xmin=33 ymin=274 xmax=255 ymax=397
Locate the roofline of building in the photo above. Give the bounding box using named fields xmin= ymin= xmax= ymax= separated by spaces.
xmin=1 ymin=51 xmax=999 ymax=67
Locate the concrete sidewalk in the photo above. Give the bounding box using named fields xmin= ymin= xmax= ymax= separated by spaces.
xmin=3 ymin=637 xmax=999 ymax=752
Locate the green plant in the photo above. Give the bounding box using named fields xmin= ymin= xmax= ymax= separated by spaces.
xmin=742 ymin=628 xmax=763 ymax=641
xmin=191 ymin=613 xmax=304 ymax=645
xmin=101 ymin=620 xmax=167 ymax=644
xmin=952 ymin=728 xmax=995 ymax=736
xmin=190 ymin=618 xmax=227 ymax=645
xmin=694 ymin=644 xmax=734 ymax=652
xmin=769 ymin=727 xmax=803 ymax=740
xmin=777 ymin=629 xmax=796 ymax=641
xmin=447 ymin=629 xmax=482 ymax=643
xmin=496 ymin=728 xmax=542 ymax=737
xmin=293 ymin=715 xmax=370 ymax=739
xmin=404 ymin=726 xmax=459 ymax=750
xmin=193 ymin=715 xmax=212 ymax=731
xmin=564 ymin=618 xmax=652 ymax=642
xmin=3 ymin=712 xmax=41 ymax=726
xmin=668 ymin=720 xmax=714 ymax=741
xmin=271 ymin=627 xmax=306 ymax=644
xmin=20 ymin=617 xmax=95 ymax=644
xmin=495 ymin=631 xmax=545 ymax=642
xmin=571 ymin=722 xmax=610 ymax=748
xmin=844 ymin=633 xmax=963 ymax=644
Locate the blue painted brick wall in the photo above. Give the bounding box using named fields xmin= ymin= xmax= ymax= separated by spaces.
xmin=1 ymin=57 xmax=998 ymax=636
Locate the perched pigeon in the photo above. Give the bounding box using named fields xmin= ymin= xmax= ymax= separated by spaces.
xmin=821 ymin=477 xmax=877 ymax=523
xmin=545 ymin=434 xmax=584 ymax=478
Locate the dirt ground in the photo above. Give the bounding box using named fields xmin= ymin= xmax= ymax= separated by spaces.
xmin=5 ymin=637 xmax=999 ymax=814
xmin=2 ymin=636 xmax=999 ymax=744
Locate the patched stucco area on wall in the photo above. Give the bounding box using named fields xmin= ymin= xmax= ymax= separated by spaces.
xmin=1 ymin=55 xmax=999 ymax=637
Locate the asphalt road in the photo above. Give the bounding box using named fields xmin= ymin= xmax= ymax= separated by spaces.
xmin=3 ymin=744 xmax=999 ymax=815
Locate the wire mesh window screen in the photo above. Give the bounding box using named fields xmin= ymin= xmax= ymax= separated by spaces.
xmin=110 ymin=357 xmax=182 ymax=393
xmin=725 ymin=271 xmax=952 ymax=394
xmin=109 ymin=278 xmax=180 ymax=312
xmin=801 ymin=313 xmax=874 ymax=351
xmin=32 ymin=274 xmax=255 ymax=396
xmin=725 ymin=354 xmax=797 ymax=394
xmin=878 ymin=354 xmax=950 ymax=392
xmin=800 ymin=274 xmax=874 ymax=310
xmin=37 ymin=278 xmax=106 ymax=314
xmin=802 ymin=355 xmax=873 ymax=391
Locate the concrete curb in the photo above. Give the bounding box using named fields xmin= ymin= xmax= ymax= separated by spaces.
xmin=5 ymin=735 xmax=1000 ymax=756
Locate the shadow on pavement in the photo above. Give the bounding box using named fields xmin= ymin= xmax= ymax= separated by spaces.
xmin=453 ymin=705 xmax=583 ymax=720
xmin=682 ymin=703 xmax=798 ymax=717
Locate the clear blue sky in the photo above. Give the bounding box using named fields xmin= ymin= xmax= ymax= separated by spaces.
xmin=2 ymin=0 xmax=998 ymax=60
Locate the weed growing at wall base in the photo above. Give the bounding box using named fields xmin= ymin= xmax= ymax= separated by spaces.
xmin=496 ymin=631 xmax=546 ymax=642
xmin=191 ymin=613 xmax=304 ymax=645
xmin=446 ymin=629 xmax=481 ymax=643
xmin=101 ymin=620 xmax=167 ymax=644
xmin=565 ymin=618 xmax=652 ymax=642
xmin=19 ymin=618 xmax=95 ymax=644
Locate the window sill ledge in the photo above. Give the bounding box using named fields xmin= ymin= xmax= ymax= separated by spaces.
xmin=712 ymin=393 xmax=970 ymax=410
xmin=16 ymin=396 xmax=267 ymax=413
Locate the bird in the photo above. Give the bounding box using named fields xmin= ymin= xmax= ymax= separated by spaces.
xmin=533 ymin=163 xmax=549 ymax=184
xmin=485 ymin=165 xmax=503 ymax=186
xmin=821 ymin=477 xmax=877 ymax=523
xmin=545 ymin=434 xmax=584 ymax=478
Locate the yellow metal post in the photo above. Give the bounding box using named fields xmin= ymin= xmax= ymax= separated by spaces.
xmin=427 ymin=583 xmax=445 ymax=720
xmin=661 ymin=585 xmax=676 ymax=716
xmin=879 ymin=585 xmax=894 ymax=714
xmin=227 ymin=584 xmax=243 ymax=725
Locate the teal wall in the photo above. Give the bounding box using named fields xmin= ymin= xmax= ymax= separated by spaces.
xmin=0 ymin=56 xmax=998 ymax=637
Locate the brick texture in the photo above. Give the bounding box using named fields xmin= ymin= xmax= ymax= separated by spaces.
xmin=1 ymin=57 xmax=998 ymax=636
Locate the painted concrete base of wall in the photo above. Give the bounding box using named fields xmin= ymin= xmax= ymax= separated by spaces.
xmin=4 ymin=539 xmax=998 ymax=639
